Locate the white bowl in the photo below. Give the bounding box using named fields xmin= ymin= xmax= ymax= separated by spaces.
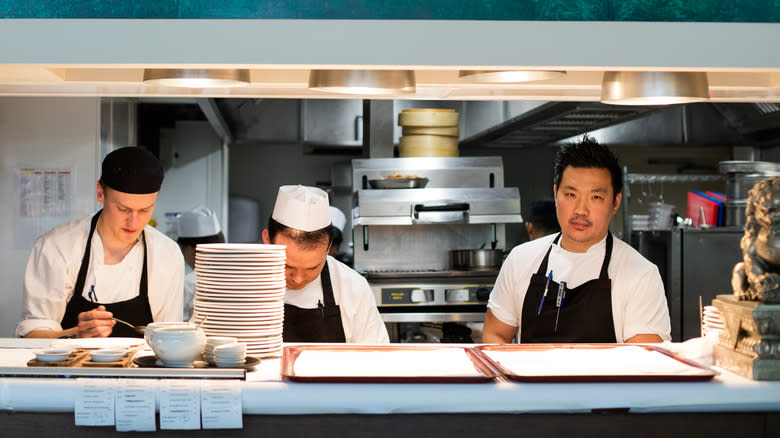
xmin=214 ymin=343 xmax=246 ymax=358
xmin=35 ymin=349 xmax=73 ymax=362
xmin=150 ymin=326 xmax=206 ymax=367
xmin=89 ymin=349 xmax=127 ymax=363
xmin=213 ymin=343 xmax=246 ymax=367
xmin=145 ymin=322 xmax=195 ymax=345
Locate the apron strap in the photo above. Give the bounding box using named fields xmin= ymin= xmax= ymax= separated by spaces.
xmin=599 ymin=232 xmax=614 ymax=280
xmin=318 ymin=261 xmax=340 ymax=317
xmin=534 ymin=233 xmax=561 ymax=276
xmin=72 ymin=211 xmax=101 ymax=298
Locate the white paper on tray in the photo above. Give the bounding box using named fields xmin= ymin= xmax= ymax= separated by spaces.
xmin=484 ymin=346 xmax=711 ymax=377
xmin=293 ymin=349 xmax=483 ymax=378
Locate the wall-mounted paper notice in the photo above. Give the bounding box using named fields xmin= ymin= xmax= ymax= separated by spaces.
xmin=115 ymin=379 xmax=156 ymax=432
xmin=15 ymin=166 xmax=75 ymax=249
xmin=74 ymin=378 xmax=116 ymax=426
xmin=160 ymin=379 xmax=201 ymax=430
xmin=201 ymin=380 xmax=242 ymax=429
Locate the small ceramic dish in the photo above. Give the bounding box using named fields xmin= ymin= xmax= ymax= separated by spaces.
xmin=35 ymin=348 xmax=73 ymax=362
xmin=88 ymin=349 xmax=127 ymax=363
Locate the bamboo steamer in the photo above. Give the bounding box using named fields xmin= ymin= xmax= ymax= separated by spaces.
xmin=399 ymin=134 xmax=459 ymax=157
xmin=401 ymin=126 xmax=460 ymax=137
xmin=398 ymin=109 xmax=459 ymax=127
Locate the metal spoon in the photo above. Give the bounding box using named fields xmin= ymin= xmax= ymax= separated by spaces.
xmin=111 ymin=317 xmax=146 ymax=335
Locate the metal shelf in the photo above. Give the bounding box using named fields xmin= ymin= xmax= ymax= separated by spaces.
xmin=625 ymin=173 xmax=725 ymax=184
xmin=621 ymin=167 xmax=726 ymax=239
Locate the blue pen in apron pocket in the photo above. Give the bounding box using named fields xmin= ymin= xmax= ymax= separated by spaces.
xmin=88 ymin=285 xmax=98 ymax=303
xmin=537 ymin=270 xmax=554 ymax=316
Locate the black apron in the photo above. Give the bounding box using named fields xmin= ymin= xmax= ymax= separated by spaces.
xmin=520 ymin=233 xmax=617 ymax=343
xmin=60 ymin=210 xmax=154 ymax=338
xmin=283 ymin=261 xmax=347 ymax=343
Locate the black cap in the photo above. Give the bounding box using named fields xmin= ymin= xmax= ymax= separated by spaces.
xmin=100 ymin=147 xmax=163 ymax=194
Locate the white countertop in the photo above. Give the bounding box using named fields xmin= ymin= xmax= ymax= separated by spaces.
xmin=1 ymin=338 xmax=779 ymax=415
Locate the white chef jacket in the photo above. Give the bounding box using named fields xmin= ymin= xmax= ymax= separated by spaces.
xmin=16 ymin=214 xmax=185 ymax=337
xmin=488 ymin=232 xmax=671 ymax=343
xmin=283 ymin=256 xmax=389 ymax=344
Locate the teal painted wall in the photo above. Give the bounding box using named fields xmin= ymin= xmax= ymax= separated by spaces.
xmin=2 ymin=1 xmax=779 ymax=22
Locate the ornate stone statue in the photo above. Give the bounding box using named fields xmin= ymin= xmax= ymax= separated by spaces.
xmin=731 ymin=176 xmax=780 ymax=303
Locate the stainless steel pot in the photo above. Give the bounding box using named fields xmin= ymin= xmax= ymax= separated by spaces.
xmin=449 ymin=249 xmax=504 ymax=271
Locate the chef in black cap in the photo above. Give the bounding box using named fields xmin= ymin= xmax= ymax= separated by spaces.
xmin=16 ymin=147 xmax=185 ymax=338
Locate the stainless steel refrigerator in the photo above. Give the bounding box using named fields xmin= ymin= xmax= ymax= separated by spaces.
xmin=630 ymin=227 xmax=743 ymax=341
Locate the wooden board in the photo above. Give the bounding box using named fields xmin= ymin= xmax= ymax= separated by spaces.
xmin=27 ymin=348 xmax=139 ymax=368
xmin=27 ymin=349 xmax=90 ymax=367
xmin=81 ymin=349 xmax=140 ymax=368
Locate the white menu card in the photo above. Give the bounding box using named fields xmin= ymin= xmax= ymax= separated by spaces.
xmin=115 ymin=379 xmax=156 ymax=432
xmin=74 ymin=378 xmax=116 ymax=426
xmin=200 ymin=380 xmax=243 ymax=429
xmin=160 ymin=379 xmax=201 ymax=430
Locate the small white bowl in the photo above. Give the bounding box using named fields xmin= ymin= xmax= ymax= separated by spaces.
xmin=89 ymin=349 xmax=127 ymax=363
xmin=35 ymin=349 xmax=73 ymax=362
xmin=213 ymin=343 xmax=246 ymax=367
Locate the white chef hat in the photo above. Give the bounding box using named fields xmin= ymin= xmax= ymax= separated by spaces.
xmin=272 ymin=185 xmax=331 ymax=232
xmin=177 ymin=207 xmax=221 ymax=238
xmin=329 ymin=206 xmax=347 ymax=232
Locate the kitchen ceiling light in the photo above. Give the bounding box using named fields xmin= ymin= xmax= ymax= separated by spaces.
xmin=601 ymin=71 xmax=709 ymax=105
xmin=308 ymin=70 xmax=416 ymax=95
xmin=458 ymin=70 xmax=566 ymax=83
xmin=143 ymin=69 xmax=251 ymax=88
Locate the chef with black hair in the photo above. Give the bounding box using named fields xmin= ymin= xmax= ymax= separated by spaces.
xmin=262 ymin=185 xmax=388 ymax=343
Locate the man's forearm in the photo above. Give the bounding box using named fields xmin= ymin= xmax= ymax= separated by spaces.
xmin=24 ymin=326 xmax=78 ymax=338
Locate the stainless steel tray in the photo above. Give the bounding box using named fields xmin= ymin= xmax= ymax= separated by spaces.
xmin=369 ymin=177 xmax=429 ymax=189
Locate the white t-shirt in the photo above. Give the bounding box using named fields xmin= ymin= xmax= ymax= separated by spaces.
xmin=284 ymin=256 xmax=389 ymax=344
xmin=16 ymin=214 xmax=185 ymax=337
xmin=488 ymin=232 xmax=671 ymax=342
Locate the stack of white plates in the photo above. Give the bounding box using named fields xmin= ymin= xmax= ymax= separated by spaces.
xmin=702 ymin=305 xmax=725 ymax=336
xmin=193 ymin=243 xmax=286 ymax=358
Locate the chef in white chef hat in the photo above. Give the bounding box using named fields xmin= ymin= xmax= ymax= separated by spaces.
xmin=177 ymin=207 xmax=224 ymax=321
xmin=262 ymin=185 xmax=388 ymax=344
xmin=328 ymin=206 xmax=347 ymax=258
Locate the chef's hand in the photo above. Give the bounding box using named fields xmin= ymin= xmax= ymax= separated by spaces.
xmin=77 ymin=305 xmax=115 ymax=338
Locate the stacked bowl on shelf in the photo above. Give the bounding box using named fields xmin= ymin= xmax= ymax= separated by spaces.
xmin=397 ymin=109 xmax=460 ymax=157
xmin=192 ymin=243 xmax=286 ymax=358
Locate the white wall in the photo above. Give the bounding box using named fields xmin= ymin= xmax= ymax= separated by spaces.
xmin=0 ymin=97 xmax=100 ymax=337
xmin=154 ymin=120 xmax=225 ymax=239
